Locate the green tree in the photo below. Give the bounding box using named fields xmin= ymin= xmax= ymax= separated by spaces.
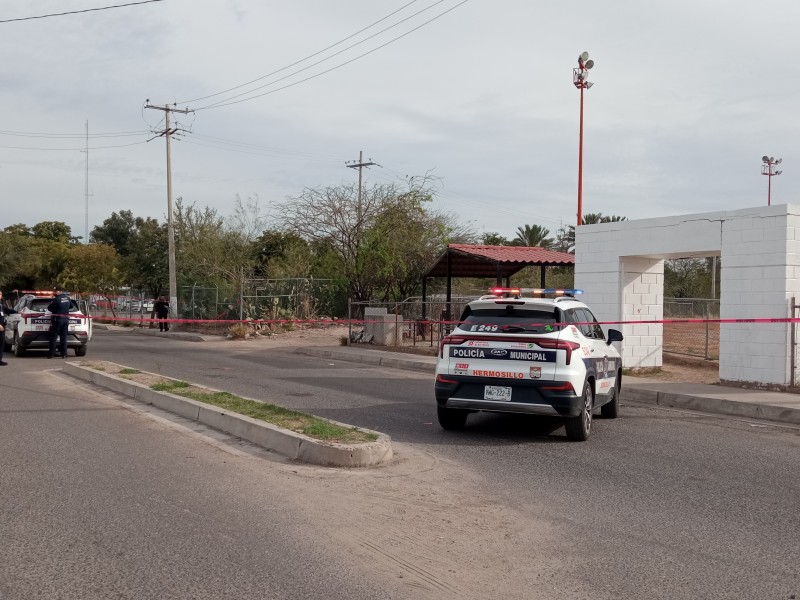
xmin=31 ymin=221 xmax=73 ymax=244
xmin=481 ymin=232 xmax=511 ymax=246
xmin=253 ymin=230 xmax=310 ymax=277
xmin=582 ymin=212 xmax=627 ymax=224
xmin=279 ymin=177 xmax=475 ymax=302
xmin=664 ymin=258 xmax=709 ymax=298
xmin=554 ymin=214 xmax=628 ymax=254
xmin=174 ymin=196 xmax=265 ymax=285
xmin=60 ymin=243 xmax=123 ymax=294
xmin=125 ymin=219 xmax=169 ymax=297
xmin=3 ymin=223 xmax=31 ymax=237
xmin=90 ymin=210 xmax=139 ymax=255
xmin=512 ymin=224 xmax=552 ymax=248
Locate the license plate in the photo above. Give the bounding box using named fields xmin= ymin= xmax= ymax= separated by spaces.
xmin=484 ymin=386 xmax=512 ymax=401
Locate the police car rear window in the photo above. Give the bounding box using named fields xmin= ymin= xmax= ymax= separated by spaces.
xmin=456 ymin=307 xmax=563 ymax=334
xmin=30 ymin=299 xmax=79 ymax=312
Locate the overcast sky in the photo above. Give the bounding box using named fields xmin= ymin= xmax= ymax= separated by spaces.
xmin=1 ymin=0 xmax=797 ymax=243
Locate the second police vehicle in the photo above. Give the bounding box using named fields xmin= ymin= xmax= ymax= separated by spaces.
xmin=435 ymin=288 xmax=623 ymax=441
xmin=3 ymin=291 xmax=92 ymax=357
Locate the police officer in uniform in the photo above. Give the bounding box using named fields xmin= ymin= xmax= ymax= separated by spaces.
xmin=0 ymin=289 xmax=18 ymax=366
xmin=48 ymin=286 xmax=71 ymax=359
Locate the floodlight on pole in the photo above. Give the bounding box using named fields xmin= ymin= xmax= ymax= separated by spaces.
xmin=573 ymin=51 xmax=595 ymax=226
xmin=761 ymin=155 xmax=783 ymax=206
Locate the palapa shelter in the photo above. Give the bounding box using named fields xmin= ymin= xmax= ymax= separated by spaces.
xmin=421 ymin=244 xmax=575 ymax=318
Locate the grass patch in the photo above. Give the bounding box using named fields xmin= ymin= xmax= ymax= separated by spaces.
xmin=151 ymin=380 xmax=190 ymax=392
xmin=150 ymin=384 xmax=377 ymax=443
xmin=623 ymin=367 xmax=663 ymax=376
xmin=119 ymin=368 xmax=140 ymax=375
xmin=82 ymin=362 xmax=106 ymax=371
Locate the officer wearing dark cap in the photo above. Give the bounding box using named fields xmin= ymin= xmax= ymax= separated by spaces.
xmin=48 ymin=286 xmax=71 ymax=359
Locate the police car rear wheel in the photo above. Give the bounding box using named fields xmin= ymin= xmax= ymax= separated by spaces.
xmin=565 ymin=380 xmax=593 ymax=441
xmin=437 ymin=405 xmax=468 ymax=430
xmin=12 ymin=332 xmax=25 ymax=357
xmin=75 ymin=345 xmax=87 ymax=357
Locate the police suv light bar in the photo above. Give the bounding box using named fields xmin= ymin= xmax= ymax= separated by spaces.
xmin=487 ymin=287 xmax=583 ymax=297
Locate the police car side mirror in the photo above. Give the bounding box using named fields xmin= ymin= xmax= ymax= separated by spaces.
xmin=607 ymin=328 xmax=623 ymax=344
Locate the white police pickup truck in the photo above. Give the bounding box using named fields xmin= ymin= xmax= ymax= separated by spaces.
xmin=3 ymin=292 xmax=92 ymax=357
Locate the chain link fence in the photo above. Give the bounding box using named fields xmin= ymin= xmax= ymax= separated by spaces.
xmin=85 ymin=278 xmax=337 ymax=331
xmin=663 ymin=297 xmax=720 ymax=360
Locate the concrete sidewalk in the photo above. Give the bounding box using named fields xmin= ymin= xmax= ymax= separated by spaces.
xmin=295 ymin=345 xmax=800 ymax=426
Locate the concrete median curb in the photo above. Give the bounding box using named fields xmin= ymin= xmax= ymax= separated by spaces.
xmin=622 ymin=385 xmax=800 ymax=425
xmin=63 ymin=362 xmax=393 ymax=468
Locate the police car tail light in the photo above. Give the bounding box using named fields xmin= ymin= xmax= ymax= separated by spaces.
xmin=439 ymin=335 xmax=466 ymax=358
xmin=534 ymin=339 xmax=580 ymax=365
xmin=541 ymin=382 xmax=575 ymax=393
xmin=436 ymin=374 xmax=459 ymax=385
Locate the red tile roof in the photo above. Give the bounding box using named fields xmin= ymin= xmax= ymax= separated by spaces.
xmin=425 ymin=244 xmax=574 ymax=279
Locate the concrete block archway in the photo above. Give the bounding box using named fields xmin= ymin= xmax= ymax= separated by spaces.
xmin=575 ymin=205 xmax=800 ymax=386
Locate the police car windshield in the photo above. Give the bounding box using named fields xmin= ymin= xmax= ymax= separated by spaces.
xmin=30 ymin=298 xmax=79 ymax=313
xmin=456 ymin=307 xmax=563 ymax=334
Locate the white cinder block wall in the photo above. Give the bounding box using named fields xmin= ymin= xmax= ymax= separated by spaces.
xmin=575 ymin=205 xmax=800 ymax=386
xmin=620 ymin=258 xmax=664 ymax=368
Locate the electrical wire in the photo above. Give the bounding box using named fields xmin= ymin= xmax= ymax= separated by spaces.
xmin=0 ymin=0 xmax=163 ymax=23
xmin=190 ymin=134 xmax=345 ymax=160
xmin=0 ymin=129 xmax=149 ymax=139
xmin=177 ymin=0 xmax=422 ymax=105
xmin=0 ymin=140 xmax=149 ymax=151
xmin=194 ymin=0 xmax=470 ymax=111
xmin=183 ymin=138 xmax=345 ymax=163
xmin=186 ymin=0 xmax=446 ymax=107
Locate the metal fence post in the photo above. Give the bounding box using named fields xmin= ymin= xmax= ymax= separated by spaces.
xmin=791 ymin=297 xmax=796 ymax=388
xmin=704 ymin=301 xmax=710 ymax=360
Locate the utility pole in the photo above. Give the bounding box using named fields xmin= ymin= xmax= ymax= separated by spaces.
xmin=144 ymin=101 xmax=193 ymax=319
xmin=80 ymin=120 xmax=90 ymax=243
xmin=346 ymin=150 xmax=378 ymax=223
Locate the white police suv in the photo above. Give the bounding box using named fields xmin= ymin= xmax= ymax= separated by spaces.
xmin=4 ymin=292 xmax=92 ymax=357
xmin=434 ymin=288 xmax=623 ymax=441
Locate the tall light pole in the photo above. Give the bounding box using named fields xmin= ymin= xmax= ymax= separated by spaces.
xmin=761 ymin=155 xmax=782 ymax=206
xmin=573 ymin=51 xmax=595 ymax=226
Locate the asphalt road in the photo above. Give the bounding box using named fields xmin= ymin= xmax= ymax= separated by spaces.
xmin=3 ymin=330 xmax=799 ymax=599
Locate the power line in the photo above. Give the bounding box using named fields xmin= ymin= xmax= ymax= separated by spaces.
xmin=0 ymin=0 xmax=163 ymax=23
xmin=0 ymin=140 xmax=148 ymax=151
xmin=190 ymin=134 xmax=344 ymax=161
xmin=177 ymin=0 xmax=423 ymax=105
xmin=0 ymin=129 xmax=149 ymax=139
xmin=195 ymin=0 xmax=470 ymax=111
